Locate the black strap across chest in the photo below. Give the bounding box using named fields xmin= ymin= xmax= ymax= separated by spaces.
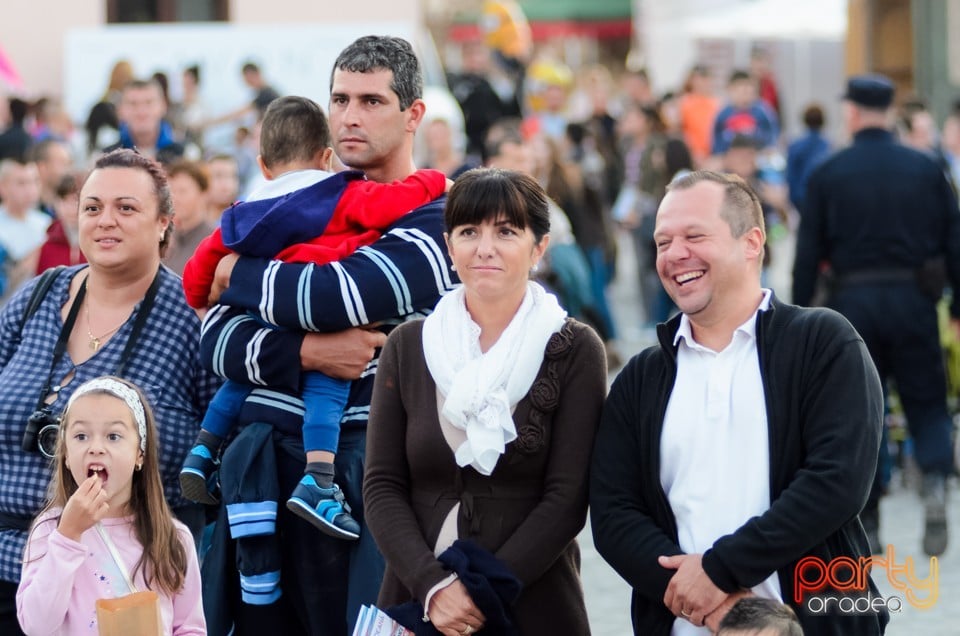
xmin=34 ymin=269 xmax=161 ymax=412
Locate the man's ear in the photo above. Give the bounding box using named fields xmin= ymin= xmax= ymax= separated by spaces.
xmin=743 ymin=226 xmax=765 ymax=261
xmin=405 ymin=99 xmax=427 ymax=133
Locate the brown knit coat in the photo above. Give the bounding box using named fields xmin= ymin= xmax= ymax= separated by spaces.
xmin=364 ymin=318 xmax=607 ymax=635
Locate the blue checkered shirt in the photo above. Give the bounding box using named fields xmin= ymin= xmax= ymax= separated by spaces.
xmin=0 ymin=265 xmax=219 ymax=582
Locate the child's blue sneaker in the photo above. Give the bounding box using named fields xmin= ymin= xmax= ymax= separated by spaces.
xmin=286 ymin=476 xmax=360 ymax=540
xmin=179 ymin=445 xmax=220 ymax=505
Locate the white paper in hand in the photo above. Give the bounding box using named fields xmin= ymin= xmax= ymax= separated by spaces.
xmin=352 ymin=604 xmax=411 ymax=636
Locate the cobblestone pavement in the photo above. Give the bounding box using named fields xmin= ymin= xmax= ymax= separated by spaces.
xmin=580 ymin=231 xmax=959 ymax=634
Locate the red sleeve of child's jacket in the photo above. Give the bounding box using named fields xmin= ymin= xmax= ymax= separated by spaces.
xmin=181 ymin=227 xmax=232 ymax=309
xmin=336 ymin=168 xmax=446 ymax=231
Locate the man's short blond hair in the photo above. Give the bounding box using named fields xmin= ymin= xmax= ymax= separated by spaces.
xmin=667 ymin=170 xmax=766 ymax=241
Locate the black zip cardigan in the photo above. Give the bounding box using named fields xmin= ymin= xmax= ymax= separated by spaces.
xmin=590 ymin=296 xmax=890 ymax=635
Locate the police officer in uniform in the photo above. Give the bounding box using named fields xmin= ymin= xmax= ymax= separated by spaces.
xmin=793 ymin=74 xmax=960 ymax=557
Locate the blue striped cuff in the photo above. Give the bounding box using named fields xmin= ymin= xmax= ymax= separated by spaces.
xmin=226 ymin=501 xmax=278 ymax=538
xmin=240 ymin=570 xmax=282 ymax=605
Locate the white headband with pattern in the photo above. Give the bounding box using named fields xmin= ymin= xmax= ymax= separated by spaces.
xmin=66 ymin=378 xmax=147 ymax=451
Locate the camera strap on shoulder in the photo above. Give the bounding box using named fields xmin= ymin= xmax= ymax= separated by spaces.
xmin=32 ymin=275 xmax=87 ymax=413
xmin=19 ymin=265 xmax=66 ymax=336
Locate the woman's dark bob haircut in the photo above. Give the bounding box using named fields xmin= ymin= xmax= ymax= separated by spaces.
xmin=444 ymin=168 xmax=551 ymax=243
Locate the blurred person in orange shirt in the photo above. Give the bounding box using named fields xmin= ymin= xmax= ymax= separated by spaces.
xmin=679 ymin=65 xmax=720 ymax=167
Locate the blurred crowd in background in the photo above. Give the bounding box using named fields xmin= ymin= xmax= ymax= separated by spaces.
xmin=1 ymin=10 xmax=959 ymax=375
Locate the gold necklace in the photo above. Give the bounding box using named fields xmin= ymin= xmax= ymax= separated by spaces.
xmin=85 ymin=303 xmax=127 ymax=351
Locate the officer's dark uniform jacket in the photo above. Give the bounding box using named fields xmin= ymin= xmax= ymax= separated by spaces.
xmin=792 ymin=127 xmax=960 ymax=312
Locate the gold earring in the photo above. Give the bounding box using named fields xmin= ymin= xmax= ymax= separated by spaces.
xmin=135 ymin=462 xmax=142 ymax=471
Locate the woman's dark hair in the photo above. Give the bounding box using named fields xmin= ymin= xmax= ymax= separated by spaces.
xmin=151 ymin=71 xmax=170 ymax=106
xmin=642 ymin=104 xmax=668 ymax=134
xmin=664 ymin=138 xmax=693 ymax=180
xmin=623 ymin=100 xmax=667 ymax=135
xmin=445 ymin=168 xmax=550 ymax=243
xmin=92 ymin=149 xmax=174 ymax=255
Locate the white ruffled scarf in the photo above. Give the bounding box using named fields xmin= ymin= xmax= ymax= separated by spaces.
xmin=422 ymin=282 xmax=567 ymax=475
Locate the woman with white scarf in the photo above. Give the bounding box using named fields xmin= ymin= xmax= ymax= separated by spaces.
xmin=364 ymin=168 xmax=607 ymax=636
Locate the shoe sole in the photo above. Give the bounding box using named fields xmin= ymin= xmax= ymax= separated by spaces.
xmin=180 ymin=469 xmax=220 ymax=506
xmin=286 ymin=497 xmax=360 ymax=540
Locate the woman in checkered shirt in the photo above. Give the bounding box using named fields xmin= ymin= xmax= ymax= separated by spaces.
xmin=0 ymin=149 xmax=219 ymax=635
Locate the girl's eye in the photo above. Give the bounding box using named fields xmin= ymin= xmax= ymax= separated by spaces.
xmin=73 ymin=433 xmax=87 ymax=441
xmin=107 ymin=433 xmax=122 ymax=441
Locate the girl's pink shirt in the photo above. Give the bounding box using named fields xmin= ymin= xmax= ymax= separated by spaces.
xmin=16 ymin=509 xmax=205 ymax=635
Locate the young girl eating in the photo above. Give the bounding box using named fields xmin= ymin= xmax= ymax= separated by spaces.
xmin=16 ymin=376 xmax=205 ymax=635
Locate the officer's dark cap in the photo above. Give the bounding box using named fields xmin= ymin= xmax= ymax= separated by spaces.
xmin=842 ymin=74 xmax=894 ymax=109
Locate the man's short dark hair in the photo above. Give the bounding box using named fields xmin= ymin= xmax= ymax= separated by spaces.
xmin=205 ymin=152 xmax=237 ymax=165
xmin=258 ymin=96 xmax=330 ymax=169
xmin=28 ymin=138 xmax=67 ymax=164
xmin=728 ymin=133 xmax=760 ymax=152
xmin=54 ymin=173 xmax=81 ymax=200
xmin=167 ymin=159 xmax=209 ymax=192
xmin=898 ymin=98 xmax=929 ymax=133
xmin=729 ymin=69 xmax=753 ymax=85
xmin=330 ymin=35 xmax=423 ymax=111
xmin=716 ymin=597 xmax=803 ymax=636
xmin=241 ymin=62 xmax=260 ymax=75
xmin=8 ymin=97 xmax=29 ymax=124
xmin=481 ymin=117 xmax=523 ymax=165
xmin=122 ymin=78 xmax=162 ymax=95
xmin=802 ymin=104 xmax=825 ymax=131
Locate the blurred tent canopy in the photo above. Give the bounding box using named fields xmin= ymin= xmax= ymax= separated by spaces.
xmin=450 ymin=0 xmax=632 ymax=42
